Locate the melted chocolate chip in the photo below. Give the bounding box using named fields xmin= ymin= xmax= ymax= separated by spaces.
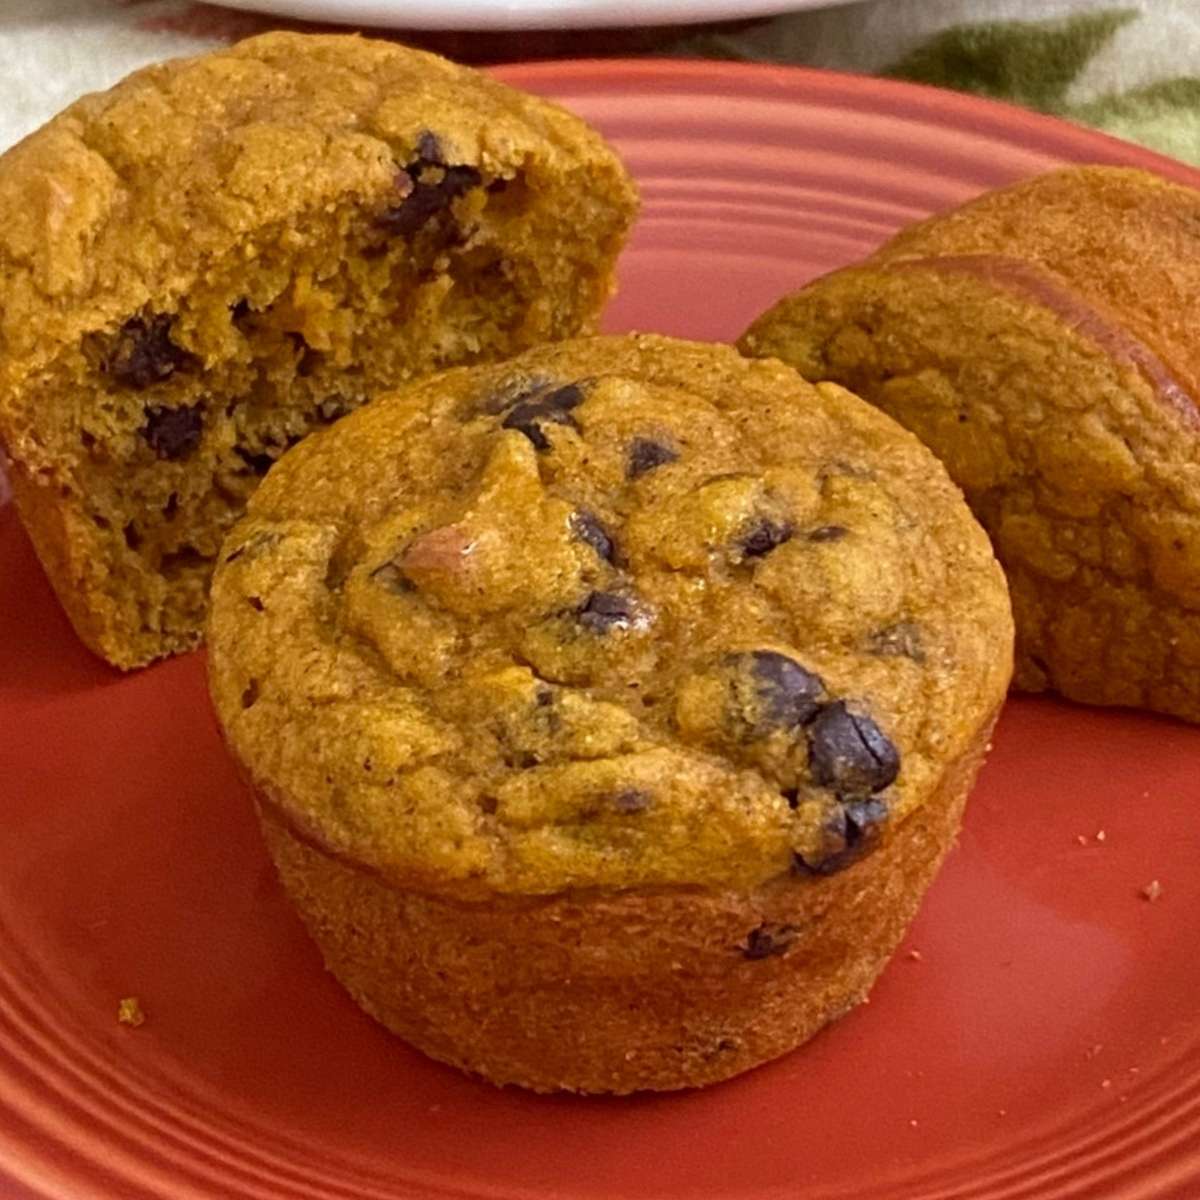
xmin=868 ymin=621 xmax=926 ymax=664
xmin=141 ymin=403 xmax=203 ymax=461
xmin=741 ymin=922 xmax=800 ymax=960
xmin=807 ymin=702 xmax=899 ymax=796
xmin=734 ymin=650 xmax=825 ymax=732
xmin=739 ymin=518 xmax=794 ymax=559
xmin=793 ymin=797 xmax=889 ymax=875
xmin=109 ymin=315 xmax=193 ymax=389
xmin=570 ymin=510 xmax=616 ymax=563
xmin=578 ymin=591 xmax=644 ymax=633
xmin=808 ymin=525 xmax=848 ymax=543
xmin=501 ymin=385 xmax=585 ymax=451
xmin=378 ymin=140 xmax=483 ymax=237
xmin=628 ymin=437 xmax=678 ymax=479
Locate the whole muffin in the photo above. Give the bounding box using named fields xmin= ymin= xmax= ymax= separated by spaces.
xmin=208 ymin=334 xmax=1013 ymax=1093
xmin=740 ymin=165 xmax=1200 ymax=722
xmin=0 ymin=31 xmax=636 ymax=670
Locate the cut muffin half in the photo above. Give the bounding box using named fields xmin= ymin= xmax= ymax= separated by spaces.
xmin=0 ymin=31 xmax=637 ymax=668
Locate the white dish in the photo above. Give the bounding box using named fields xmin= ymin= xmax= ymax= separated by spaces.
xmin=214 ymin=0 xmax=857 ymax=32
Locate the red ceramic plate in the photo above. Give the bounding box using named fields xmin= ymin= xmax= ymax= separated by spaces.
xmin=2 ymin=61 xmax=1199 ymax=1200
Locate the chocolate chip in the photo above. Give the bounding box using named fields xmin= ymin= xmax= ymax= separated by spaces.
xmin=794 ymin=797 xmax=889 ymax=875
xmin=571 ymin=511 xmax=616 ymax=563
xmin=741 ymin=922 xmax=799 ymax=960
xmin=241 ymin=679 xmax=260 ymax=709
xmin=578 ymin=591 xmax=645 ymax=633
xmin=730 ymin=650 xmax=825 ymax=733
xmin=501 ymin=385 xmax=585 ymax=451
xmin=378 ymin=143 xmax=483 ymax=237
xmin=613 ymin=788 xmax=651 ymax=814
xmin=739 ymin=518 xmax=794 ymax=559
xmin=868 ymin=621 xmax=926 ymax=664
xmin=807 ymin=702 xmax=899 ymax=796
xmin=142 ymin=403 xmax=203 ymax=461
xmin=247 ymin=596 xmax=265 ymax=612
xmin=808 ymin=525 xmax=848 ymax=543
xmin=628 ymin=437 xmax=678 ymax=479
xmin=109 ymin=315 xmax=193 ymax=389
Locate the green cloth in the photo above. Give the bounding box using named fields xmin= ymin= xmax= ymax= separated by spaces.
xmin=674 ymin=1 xmax=1200 ymax=165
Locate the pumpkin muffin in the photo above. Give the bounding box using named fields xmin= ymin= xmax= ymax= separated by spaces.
xmin=0 ymin=31 xmax=637 ymax=670
xmin=741 ymin=166 xmax=1200 ymax=722
xmin=207 ymin=334 xmax=1013 ymax=1093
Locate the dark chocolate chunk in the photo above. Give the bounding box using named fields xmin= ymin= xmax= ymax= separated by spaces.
xmin=731 ymin=650 xmax=825 ymax=732
xmin=109 ymin=315 xmax=193 ymax=389
xmin=741 ymin=922 xmax=799 ymax=960
xmin=868 ymin=621 xmax=926 ymax=663
xmin=739 ymin=518 xmax=794 ymax=559
xmin=570 ymin=510 xmax=616 ymax=563
xmin=793 ymin=797 xmax=889 ymax=875
xmin=141 ymin=403 xmax=203 ymax=461
xmin=247 ymin=596 xmax=265 ymax=612
xmin=628 ymin=437 xmax=679 ymax=479
xmin=241 ymin=679 xmax=260 ymax=709
xmin=808 ymin=524 xmax=848 ymax=543
xmin=612 ymin=788 xmax=651 ymax=814
xmin=378 ymin=143 xmax=483 ymax=237
xmin=578 ymin=591 xmax=644 ymax=633
xmin=807 ymin=701 xmax=899 ymax=796
xmin=501 ymin=385 xmax=584 ymax=451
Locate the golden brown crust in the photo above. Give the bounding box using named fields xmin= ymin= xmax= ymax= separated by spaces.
xmin=740 ymin=166 xmax=1200 ymax=722
xmin=255 ymin=705 xmax=994 ymax=1093
xmin=876 ymin=166 xmax=1200 ymax=407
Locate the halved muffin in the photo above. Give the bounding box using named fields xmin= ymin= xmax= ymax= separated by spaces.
xmin=0 ymin=31 xmax=636 ymax=668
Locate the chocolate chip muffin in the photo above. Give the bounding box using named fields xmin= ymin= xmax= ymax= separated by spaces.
xmin=207 ymin=334 xmax=1013 ymax=1093
xmin=741 ymin=166 xmax=1200 ymax=722
xmin=0 ymin=32 xmax=636 ymax=670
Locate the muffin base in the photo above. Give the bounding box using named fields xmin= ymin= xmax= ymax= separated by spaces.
xmin=255 ymin=715 xmax=995 ymax=1094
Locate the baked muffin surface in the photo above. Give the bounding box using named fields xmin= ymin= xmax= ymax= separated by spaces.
xmin=208 ymin=334 xmax=1012 ymax=896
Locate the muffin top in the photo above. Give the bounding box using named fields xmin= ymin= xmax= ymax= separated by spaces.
xmin=208 ymin=335 xmax=1012 ymax=896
